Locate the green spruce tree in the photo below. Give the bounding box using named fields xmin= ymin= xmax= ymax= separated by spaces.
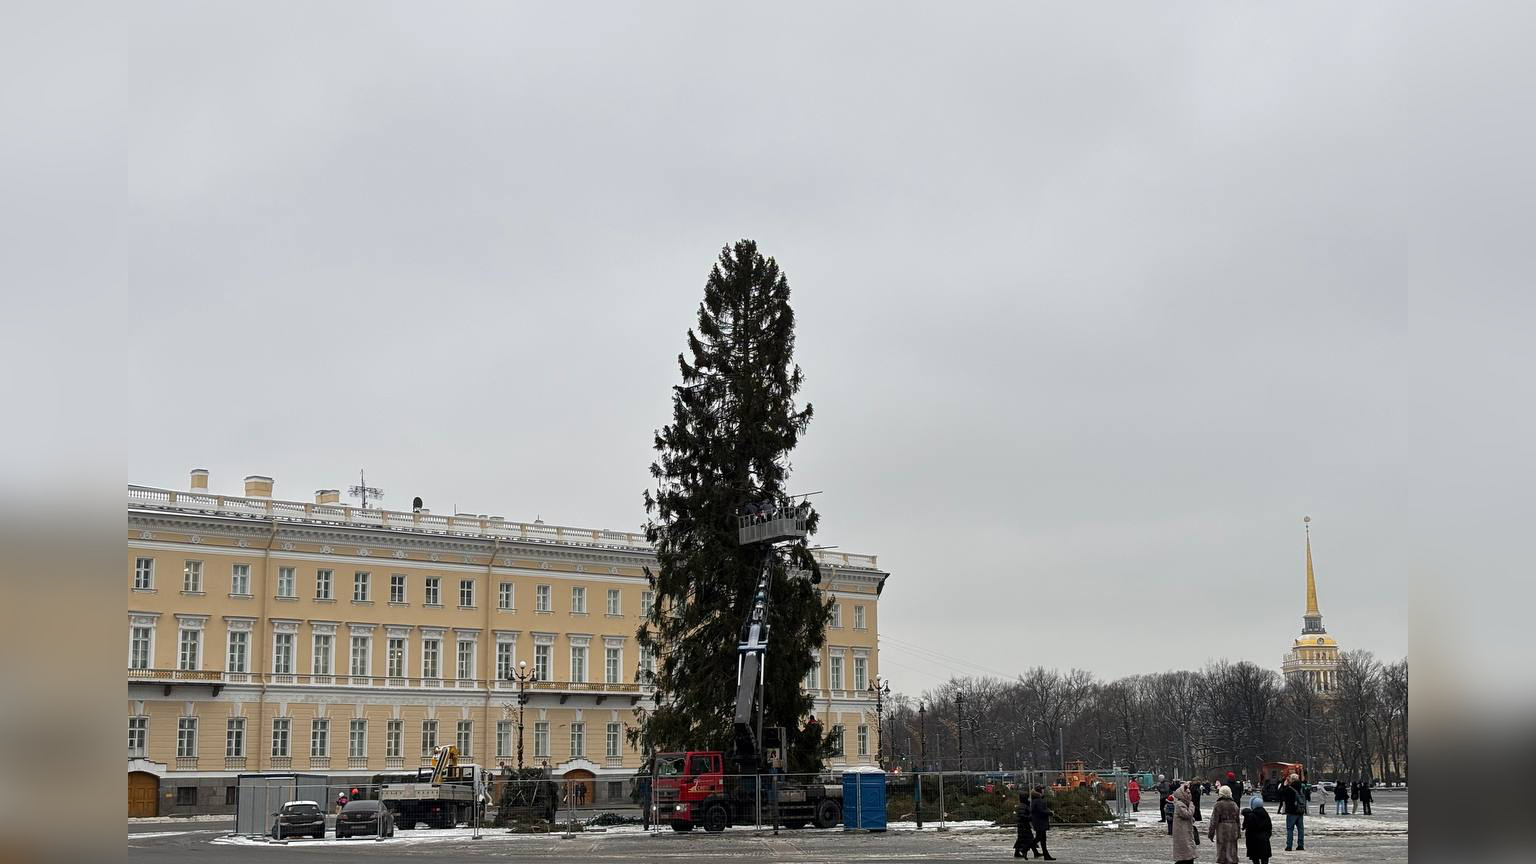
xmin=634 ymin=239 xmax=833 ymax=773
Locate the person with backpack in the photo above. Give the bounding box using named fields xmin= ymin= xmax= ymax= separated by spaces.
xmin=1013 ymin=791 xmax=1038 ymax=858
xmin=1277 ymin=773 xmax=1305 ymax=852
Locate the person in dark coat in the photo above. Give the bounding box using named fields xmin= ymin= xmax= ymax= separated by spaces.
xmin=1242 ymin=794 xmax=1273 ymax=864
xmin=1157 ymin=775 xmax=1172 ymax=822
xmin=1191 ymin=780 xmax=1204 ymax=822
xmin=1013 ymin=792 xmax=1038 ymax=858
xmin=1359 ymin=780 xmax=1373 ymax=816
xmin=1278 ymin=773 xmax=1306 ymax=852
xmin=1029 ymin=788 xmax=1056 ymax=861
xmin=1333 ymin=778 xmax=1348 ymax=815
xmin=1350 ymin=780 xmax=1360 ymax=813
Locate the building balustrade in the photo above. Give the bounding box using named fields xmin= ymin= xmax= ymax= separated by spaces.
xmin=224 ymin=756 xmax=246 ymax=770
xmin=128 ymin=668 xmax=659 ymax=696
xmin=175 ymin=757 xmax=198 ymax=770
xmin=269 ymin=756 xmax=292 ymax=769
xmin=309 ymin=757 xmax=330 ymax=770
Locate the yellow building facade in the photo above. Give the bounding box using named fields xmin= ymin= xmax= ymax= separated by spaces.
xmin=127 ymin=471 xmax=888 ymax=816
xmin=1281 ymin=517 xmax=1341 ymax=691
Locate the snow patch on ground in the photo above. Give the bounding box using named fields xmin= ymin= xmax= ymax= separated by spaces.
xmin=129 ymin=831 xmax=204 ymax=839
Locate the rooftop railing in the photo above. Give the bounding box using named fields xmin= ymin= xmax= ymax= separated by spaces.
xmin=129 ymin=485 xmax=880 ymax=570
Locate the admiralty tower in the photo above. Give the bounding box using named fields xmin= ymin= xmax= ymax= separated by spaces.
xmin=1281 ymin=516 xmax=1342 ymax=692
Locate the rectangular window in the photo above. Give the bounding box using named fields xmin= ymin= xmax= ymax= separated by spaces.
xmin=607 ymin=781 xmax=623 ymax=800
xmin=641 ymin=590 xmax=654 ymax=615
xmin=569 ymin=722 xmax=584 ymax=758
xmin=231 ymin=564 xmax=250 ymax=596
xmin=606 ymin=589 xmax=621 ymax=616
xmin=422 ymin=639 xmax=440 ymax=679
xmin=424 ymin=577 xmax=441 ymax=606
xmin=854 ymin=605 xmax=866 ymax=630
xmin=273 ymin=633 xmax=294 ymax=676
xmin=130 ymin=626 xmax=152 ymax=670
xmin=134 ymin=557 xmax=154 ymax=590
xmin=829 ymin=655 xmax=843 ymax=691
xmin=277 ymin=567 xmax=295 ymax=598
xmin=349 ymin=719 xmax=367 ymax=758
xmin=830 ymin=725 xmax=844 ymax=756
xmin=533 ymin=721 xmax=549 ymax=757
xmin=315 ymin=569 xmax=333 ymax=600
xmin=570 ymin=645 xmax=587 ymax=683
xmin=459 ymin=579 xmax=474 ymax=608
xmin=496 ymin=642 xmax=515 ymax=681
xmin=604 ymin=646 xmax=621 ymax=684
xmin=176 ymin=717 xmax=197 ymax=758
xmin=497 ymin=721 xmax=512 ymax=758
xmin=390 ymin=573 xmax=405 ymax=604
xmin=183 ymin=561 xmax=202 ymax=593
xmin=176 ymin=787 xmax=196 ymax=806
xmin=226 ymin=717 xmax=245 ymax=758
xmin=420 ymin=720 xmax=437 ymax=756
xmin=805 ymin=661 xmax=820 ymax=692
xmin=226 ymin=786 xmax=238 ymax=806
xmin=353 ymin=572 xmax=370 ymax=602
xmin=128 ymin=716 xmax=148 ymax=757
xmin=312 ymin=634 xmax=333 ymax=676
xmin=177 ymin=629 xmax=201 ymax=671
xmin=386 ymin=720 xmax=402 ymax=758
xmin=457 ymin=640 xmax=474 ymax=680
xmin=830 ymin=603 xmax=842 ymax=628
xmin=350 ymin=635 xmax=369 ymax=676
xmin=606 ymin=722 xmax=621 ymax=759
xmin=857 ymin=725 xmax=869 ymax=757
xmin=534 ymin=643 xmax=552 ymax=681
xmin=456 ymin=720 xmax=472 ymax=756
xmin=310 ymin=719 xmax=329 ymax=757
xmin=639 ymin=646 xmax=656 ymax=683
xmin=570 ymin=586 xmax=586 ymax=614
xmin=226 ymin=631 xmax=248 ymax=674
xmin=387 ymin=638 xmax=405 ymax=678
xmin=854 ymin=656 xmax=868 ymax=692
xmin=271 ymin=718 xmax=290 ymax=758
xmin=535 ymin=585 xmax=551 ymax=612
xmin=499 ymin=582 xmax=513 ymax=610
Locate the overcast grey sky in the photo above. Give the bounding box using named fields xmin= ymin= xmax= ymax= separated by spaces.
xmin=5 ymin=2 xmax=1531 ymax=697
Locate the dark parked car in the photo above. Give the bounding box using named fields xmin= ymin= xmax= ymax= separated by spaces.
xmin=336 ymin=799 xmax=395 ymax=839
xmin=271 ymin=800 xmax=326 ymax=839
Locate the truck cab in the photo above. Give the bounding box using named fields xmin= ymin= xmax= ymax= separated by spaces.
xmin=652 ymin=751 xmax=724 ymax=830
xmin=651 ymin=749 xmax=841 ymax=833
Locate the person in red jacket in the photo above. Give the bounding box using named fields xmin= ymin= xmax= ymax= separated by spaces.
xmin=1127 ymin=778 xmax=1142 ymax=812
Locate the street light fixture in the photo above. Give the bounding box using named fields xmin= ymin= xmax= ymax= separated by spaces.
xmin=505 ymin=659 xmax=539 ymax=770
xmin=867 ymin=677 xmax=891 ymax=770
xmin=954 ymin=692 xmax=965 ymax=774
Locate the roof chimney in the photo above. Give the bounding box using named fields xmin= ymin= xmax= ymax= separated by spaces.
xmin=190 ymin=469 xmax=209 ymax=491
xmin=244 ymin=475 xmax=274 ymax=498
xmin=315 ymin=489 xmax=340 ymax=505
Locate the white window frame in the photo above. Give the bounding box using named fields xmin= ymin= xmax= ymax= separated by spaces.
xmin=641 ymin=590 xmax=654 ymax=615
xmin=569 ymin=644 xmax=587 ymax=684
xmin=310 ymin=718 xmax=329 ymax=757
xmin=311 ymin=634 xmax=333 ymax=676
xmin=128 ymin=716 xmax=148 ymax=757
xmin=178 ymin=627 xmax=202 ymax=671
xmin=130 ymin=624 xmax=154 ymax=670
xmin=226 ymin=717 xmax=246 ymax=758
xmin=387 ymin=637 xmax=406 ymax=678
xmin=424 ymin=577 xmax=441 ymax=606
xmin=457 ymin=639 xmax=476 ymax=680
xmin=386 ymin=719 xmax=403 ymax=758
xmin=134 ymin=557 xmax=154 ymax=590
xmin=534 ymin=643 xmax=552 ymax=681
xmin=459 ymin=579 xmax=475 ymax=608
xmin=183 ymin=560 xmax=203 ymax=593
xmin=176 ymin=716 xmax=198 ymax=758
xmin=456 ymin=720 xmax=472 ymax=756
xmin=350 ymin=635 xmax=370 ymax=677
xmin=830 ymin=603 xmax=842 ymax=628
xmin=231 ymin=564 xmax=250 ymax=596
xmin=853 ymin=656 xmax=868 ymax=692
xmin=497 ymin=720 xmax=512 ymax=758
xmin=805 ymin=660 xmax=820 ymax=692
xmin=535 ymin=584 xmax=551 ymax=612
xmin=606 ymin=589 xmax=621 ymax=616
xmin=420 ymin=720 xmax=438 ymax=756
xmin=533 ymin=721 xmax=549 ymax=757
xmin=854 ymin=605 xmax=866 ymax=630
xmin=499 ymin=582 xmax=514 ymax=610
xmin=421 ymin=638 xmax=441 ymax=680
xmin=829 ymin=655 xmax=843 ymax=691
xmin=569 ymin=722 xmax=584 ymax=758
xmin=272 ymin=632 xmax=294 ymax=676
xmin=604 ymin=646 xmax=621 ymax=684
xmin=226 ymin=630 xmax=249 ymax=674
xmin=349 ymin=719 xmax=367 ymax=758
xmin=606 ymin=722 xmax=622 ymax=759
xmin=353 ymin=571 xmax=370 ymax=602
xmin=277 ymin=566 xmax=295 ymax=598
xmin=315 ymin=569 xmax=333 ymax=600
xmin=496 ymin=642 xmax=515 ymax=681
xmin=271 ymin=718 xmax=291 ymax=758
xmin=857 ymin=724 xmax=868 ymax=757
xmin=390 ymin=573 xmax=406 ymax=604
xmin=570 ymin=586 xmax=586 ymax=614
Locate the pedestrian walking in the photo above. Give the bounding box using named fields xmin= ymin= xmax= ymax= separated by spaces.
xmin=1242 ymin=795 xmax=1272 ymax=864
xmin=1191 ymin=779 xmax=1204 ymax=822
xmin=1208 ymin=786 xmax=1241 ymax=864
xmin=1277 ymin=773 xmax=1306 ymax=852
xmin=1360 ymin=780 xmax=1373 ymax=816
xmin=1013 ymin=792 xmax=1038 ymax=858
xmin=1350 ymin=780 xmax=1360 ymax=813
xmin=1129 ymin=777 xmax=1142 ymax=813
xmin=1157 ymin=774 xmax=1171 ymax=823
xmin=1333 ymin=778 xmax=1348 ymax=815
xmin=1030 ymin=788 xmax=1056 ymax=861
xmin=1171 ymin=783 xmax=1199 ymax=864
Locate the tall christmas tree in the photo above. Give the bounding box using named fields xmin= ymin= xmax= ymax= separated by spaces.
xmin=634 ymin=239 xmax=832 ymax=772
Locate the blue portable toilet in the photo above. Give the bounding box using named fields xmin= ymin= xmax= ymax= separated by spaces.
xmin=842 ymin=766 xmax=887 ymax=831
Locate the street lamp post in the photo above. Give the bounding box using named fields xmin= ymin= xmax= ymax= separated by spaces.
xmin=506 ymin=659 xmax=538 ymax=770
xmin=954 ymin=692 xmax=965 ymax=774
xmin=868 ymin=677 xmax=890 ymax=770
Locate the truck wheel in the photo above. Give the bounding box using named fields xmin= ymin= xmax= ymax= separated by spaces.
xmin=813 ymin=798 xmax=841 ymax=829
xmin=670 ymin=821 xmax=693 ymax=832
xmin=702 ymin=804 xmax=728 ymax=833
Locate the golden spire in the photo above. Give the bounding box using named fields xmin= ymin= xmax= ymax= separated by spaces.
xmin=1304 ymin=516 xmax=1321 ymax=619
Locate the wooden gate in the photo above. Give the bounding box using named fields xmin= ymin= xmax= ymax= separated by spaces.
xmin=128 ymin=772 xmax=159 ymax=818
